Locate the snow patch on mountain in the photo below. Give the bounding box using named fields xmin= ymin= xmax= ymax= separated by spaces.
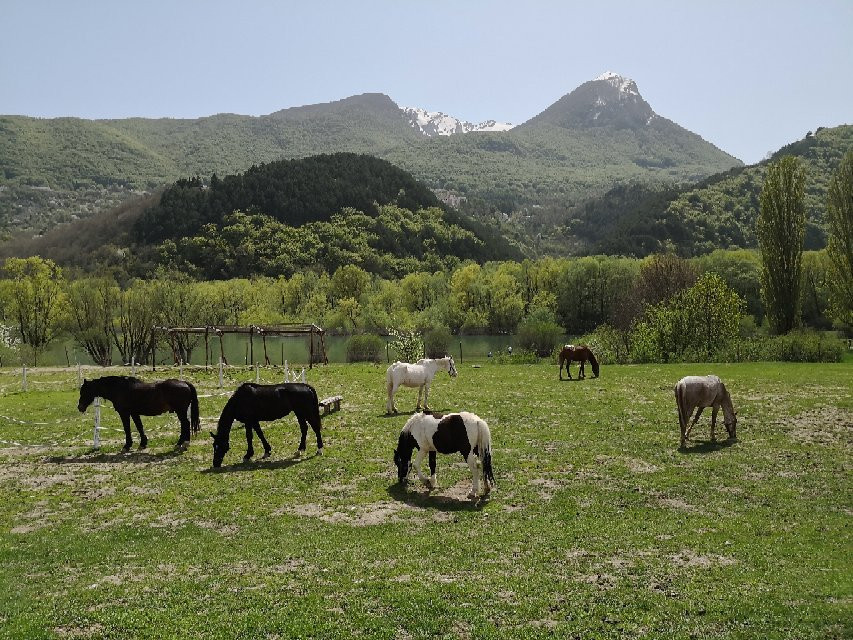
xmin=403 ymin=106 xmax=514 ymax=137
xmin=594 ymin=71 xmax=639 ymax=96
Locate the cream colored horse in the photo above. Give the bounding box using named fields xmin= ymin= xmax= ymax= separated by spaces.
xmin=385 ymin=356 xmax=457 ymax=414
xmin=675 ymin=375 xmax=737 ymax=448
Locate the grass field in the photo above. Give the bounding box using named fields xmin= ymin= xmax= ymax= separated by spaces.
xmin=0 ymin=361 xmax=850 ymax=639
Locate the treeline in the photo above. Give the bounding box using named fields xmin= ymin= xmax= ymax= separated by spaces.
xmin=0 ymin=250 xmax=845 ymax=367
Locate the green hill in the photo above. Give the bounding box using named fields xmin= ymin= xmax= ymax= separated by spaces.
xmin=1 ymin=153 xmax=522 ymax=280
xmin=544 ymin=124 xmax=853 ymax=257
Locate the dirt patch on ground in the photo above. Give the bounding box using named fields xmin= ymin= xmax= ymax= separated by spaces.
xmin=786 ymin=407 xmax=852 ymax=447
xmin=669 ymin=549 xmax=736 ymax=568
xmin=281 ymin=500 xmax=452 ymax=526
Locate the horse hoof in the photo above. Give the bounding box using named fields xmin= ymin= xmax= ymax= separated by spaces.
xmin=316 ymin=448 xmax=323 ymax=456
xmin=122 ymin=446 xmax=132 ymax=453
xmin=294 ymin=449 xmax=304 ymax=458
xmin=261 ymin=451 xmax=271 ymax=460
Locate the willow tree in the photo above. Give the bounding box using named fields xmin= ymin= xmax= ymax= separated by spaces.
xmin=825 ymin=150 xmax=853 ymax=328
xmin=757 ymin=155 xmax=807 ymax=334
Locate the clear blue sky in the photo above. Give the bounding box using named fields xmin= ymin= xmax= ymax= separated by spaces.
xmin=2 ymin=0 xmax=851 ymax=164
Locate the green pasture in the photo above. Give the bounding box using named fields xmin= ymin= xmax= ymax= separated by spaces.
xmin=0 ymin=362 xmax=850 ymax=639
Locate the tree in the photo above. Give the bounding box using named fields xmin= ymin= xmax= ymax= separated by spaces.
xmin=113 ymin=280 xmax=157 ymax=365
xmin=2 ymin=257 xmax=67 ymax=365
xmin=67 ymin=277 xmax=118 ymax=366
xmin=825 ymin=150 xmax=853 ymax=328
xmin=757 ymin=155 xmax=807 ymax=334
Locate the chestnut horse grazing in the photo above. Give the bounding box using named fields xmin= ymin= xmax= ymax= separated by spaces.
xmin=558 ymin=344 xmax=599 ymax=380
xmin=77 ymin=376 xmax=200 ymax=451
xmin=675 ymin=375 xmax=737 ymax=448
xmin=394 ymin=411 xmax=495 ymax=499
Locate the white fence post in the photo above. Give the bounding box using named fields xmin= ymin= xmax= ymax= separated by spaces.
xmin=131 ymin=357 xmax=136 ymax=375
xmin=218 ymin=358 xmax=223 ymax=389
xmin=284 ymin=360 xmax=289 ymax=382
xmin=179 ymin=359 xmax=184 ymax=381
xmin=93 ymin=397 xmax=101 ymax=449
xmin=77 ymin=363 xmax=82 ymax=387
xmin=300 ymin=367 xmax=306 ymax=383
xmin=255 ymin=362 xmax=259 ymax=383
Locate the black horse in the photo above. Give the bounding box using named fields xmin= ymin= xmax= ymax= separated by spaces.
xmin=210 ymin=382 xmax=323 ymax=468
xmin=78 ymin=376 xmax=200 ymax=451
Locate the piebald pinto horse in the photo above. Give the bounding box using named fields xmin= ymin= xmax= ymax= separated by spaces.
xmin=385 ymin=356 xmax=457 ymax=414
xmin=675 ymin=375 xmax=737 ymax=448
xmin=393 ymin=411 xmax=495 ymax=499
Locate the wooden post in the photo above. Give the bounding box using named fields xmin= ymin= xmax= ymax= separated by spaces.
xmin=249 ymin=327 xmax=254 ymax=367
xmin=204 ymin=328 xmax=210 ymax=368
xmin=93 ymin=397 xmax=101 ymax=449
xmin=219 ymin=358 xmax=224 ymax=388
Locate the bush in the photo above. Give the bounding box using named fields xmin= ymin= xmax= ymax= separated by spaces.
xmin=346 ymin=334 xmax=385 ymax=363
xmin=492 ymin=349 xmax=539 ymax=364
xmin=516 ymin=311 xmax=564 ymax=357
xmin=423 ymin=327 xmax=452 ymax=358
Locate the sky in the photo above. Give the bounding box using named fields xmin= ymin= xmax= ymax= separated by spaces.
xmin=2 ymin=0 xmax=851 ymax=164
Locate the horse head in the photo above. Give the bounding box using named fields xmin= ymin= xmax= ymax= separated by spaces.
xmin=393 ymin=430 xmax=414 ymax=482
xmin=725 ymin=412 xmax=738 ymax=440
xmin=210 ymin=431 xmax=230 ymax=468
xmin=77 ymin=379 xmax=95 ymax=412
xmin=447 ymin=355 xmax=458 ymax=378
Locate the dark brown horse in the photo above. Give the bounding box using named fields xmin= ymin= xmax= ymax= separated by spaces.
xmin=210 ymin=382 xmax=323 ymax=468
xmin=78 ymin=376 xmax=200 ymax=450
xmin=558 ymin=344 xmax=599 ymax=380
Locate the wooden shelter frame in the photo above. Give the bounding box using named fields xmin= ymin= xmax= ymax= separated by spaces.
xmin=151 ymin=324 xmax=327 ymax=370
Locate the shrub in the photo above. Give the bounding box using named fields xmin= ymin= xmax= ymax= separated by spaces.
xmin=423 ymin=326 xmax=452 ymax=358
xmin=346 ymin=334 xmax=385 ymax=363
xmin=516 ymin=308 xmax=564 ymax=357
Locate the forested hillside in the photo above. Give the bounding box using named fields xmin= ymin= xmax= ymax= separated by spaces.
xmin=525 ymin=125 xmax=853 ymax=257
xmin=1 ymin=153 xmax=522 ymax=280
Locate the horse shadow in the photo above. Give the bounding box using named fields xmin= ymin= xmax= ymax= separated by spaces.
xmin=679 ymin=438 xmax=737 ymax=454
xmin=47 ymin=449 xmax=185 ymax=465
xmin=386 ymin=482 xmax=488 ymax=512
xmin=201 ymin=452 xmax=317 ymax=474
xmin=380 ymin=407 xmax=451 ymax=419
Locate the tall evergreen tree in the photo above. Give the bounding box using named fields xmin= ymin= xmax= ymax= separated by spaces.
xmin=757 ymin=156 xmax=807 ymax=334
xmin=825 ymin=150 xmax=853 ymax=328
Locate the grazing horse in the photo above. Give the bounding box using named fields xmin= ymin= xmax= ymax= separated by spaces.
xmin=77 ymin=376 xmax=200 ymax=451
xmin=558 ymin=344 xmax=599 ymax=380
xmin=675 ymin=375 xmax=737 ymax=448
xmin=210 ymin=382 xmax=323 ymax=468
xmin=385 ymin=356 xmax=457 ymax=414
xmin=393 ymin=411 xmax=495 ymax=499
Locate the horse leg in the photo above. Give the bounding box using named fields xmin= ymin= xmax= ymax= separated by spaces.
xmin=422 ymin=383 xmax=431 ymax=412
xmin=119 ymin=412 xmax=133 ymax=451
xmin=307 ymin=412 xmax=323 ymax=454
xmin=579 ymin=360 xmax=585 ymax=379
xmin=175 ymin=406 xmax=191 ymax=447
xmin=466 ymin=451 xmax=480 ymax=498
xmin=710 ymin=406 xmax=719 ymax=442
xmin=416 ymin=384 xmax=423 ymax=411
xmin=413 ymin=449 xmax=430 ymax=487
xmin=131 ymin=414 xmax=148 ymax=450
xmin=253 ymin=422 xmax=272 ymax=459
xmin=428 ymin=451 xmax=438 ymax=489
xmin=685 ymin=407 xmax=704 ymax=441
xmin=295 ymin=415 xmax=309 ymax=456
xmin=559 ymin=358 xmax=563 ymax=380
xmin=386 ymin=381 xmax=396 ymax=414
xmin=243 ymin=423 xmax=255 ymax=461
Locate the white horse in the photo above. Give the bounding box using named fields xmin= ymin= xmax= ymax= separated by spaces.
xmin=385 ymin=356 xmax=457 ymax=414
xmin=675 ymin=375 xmax=737 ymax=448
xmin=393 ymin=411 xmax=495 ymax=498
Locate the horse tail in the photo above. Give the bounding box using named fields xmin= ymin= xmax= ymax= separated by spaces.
xmin=478 ymin=419 xmax=496 ymax=487
xmin=189 ymin=382 xmax=200 ymax=434
xmin=588 ymin=349 xmax=599 ymax=377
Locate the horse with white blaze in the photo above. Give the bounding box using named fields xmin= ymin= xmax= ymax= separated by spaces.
xmin=393 ymin=411 xmax=495 ymax=499
xmin=385 ymin=356 xmax=457 ymax=414
xmin=675 ymin=375 xmax=738 ymax=448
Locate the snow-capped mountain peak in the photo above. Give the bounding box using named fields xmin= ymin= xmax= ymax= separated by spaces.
xmin=594 ymin=71 xmax=639 ymax=96
xmin=403 ymin=106 xmax=514 ymax=137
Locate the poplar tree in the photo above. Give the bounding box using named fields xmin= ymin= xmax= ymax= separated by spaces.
xmin=757 ymin=156 xmax=807 ymax=334
xmin=825 ymin=151 xmax=853 ymax=327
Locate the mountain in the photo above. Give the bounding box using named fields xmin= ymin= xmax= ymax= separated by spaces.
xmin=403 ymin=106 xmax=514 ymax=136
xmin=0 ymin=73 xmax=741 ymax=239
